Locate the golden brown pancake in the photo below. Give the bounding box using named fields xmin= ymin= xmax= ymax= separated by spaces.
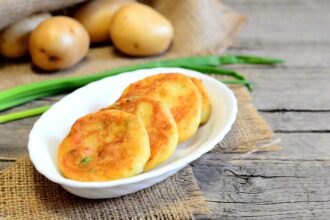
xmin=120 ymin=73 xmax=202 ymax=142
xmin=105 ymin=96 xmax=178 ymax=171
xmin=57 ymin=110 xmax=150 ymax=182
xmin=190 ymin=77 xmax=212 ymax=124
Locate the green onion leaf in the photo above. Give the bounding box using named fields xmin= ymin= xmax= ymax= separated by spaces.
xmin=0 ymin=55 xmax=283 ymax=114
xmin=0 ymin=78 xmax=252 ymax=123
xmin=0 ymin=105 xmax=51 ymax=124
xmin=80 ymin=156 xmax=92 ymax=164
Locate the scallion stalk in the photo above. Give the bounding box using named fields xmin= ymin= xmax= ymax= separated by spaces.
xmin=0 ymin=55 xmax=283 ymax=112
xmin=0 ymin=105 xmax=51 ymax=123
xmin=0 ymin=78 xmax=251 ymax=123
xmin=180 ymin=65 xmax=253 ymax=91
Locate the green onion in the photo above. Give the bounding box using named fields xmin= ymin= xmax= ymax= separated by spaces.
xmin=216 ymin=55 xmax=284 ymax=65
xmin=180 ymin=65 xmax=253 ymax=91
xmin=0 ymin=55 xmax=283 ymax=123
xmin=0 ymin=105 xmax=51 ymax=124
xmin=0 ymin=79 xmax=251 ymax=123
xmin=221 ymin=79 xmax=253 ymax=88
xmin=0 ymin=90 xmax=59 ymax=111
xmin=80 ymin=156 xmax=92 ymax=164
xmin=0 ymin=55 xmax=282 ymax=112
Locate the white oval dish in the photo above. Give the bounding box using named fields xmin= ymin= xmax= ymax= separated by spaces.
xmin=28 ymin=67 xmax=237 ymax=199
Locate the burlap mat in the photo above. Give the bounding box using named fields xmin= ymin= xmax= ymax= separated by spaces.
xmin=0 ymin=160 xmax=208 ymax=219
xmin=0 ymin=0 xmax=85 ymax=30
xmin=0 ymin=0 xmax=245 ymax=90
xmin=217 ymin=85 xmax=282 ymax=153
xmin=0 ymin=86 xmax=281 ymax=219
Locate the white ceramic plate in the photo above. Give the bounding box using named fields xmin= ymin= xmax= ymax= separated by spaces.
xmin=28 ymin=67 xmax=237 ymax=199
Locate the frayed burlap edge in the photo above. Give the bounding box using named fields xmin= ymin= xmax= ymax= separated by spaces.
xmin=0 ymin=156 xmax=209 ymax=220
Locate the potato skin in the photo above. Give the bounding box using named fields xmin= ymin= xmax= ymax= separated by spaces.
xmin=73 ymin=0 xmax=134 ymax=43
xmin=0 ymin=13 xmax=51 ymax=58
xmin=29 ymin=16 xmax=90 ymax=71
xmin=110 ymin=3 xmax=174 ymax=56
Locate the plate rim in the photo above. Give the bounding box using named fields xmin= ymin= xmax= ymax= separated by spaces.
xmin=28 ymin=67 xmax=237 ymax=188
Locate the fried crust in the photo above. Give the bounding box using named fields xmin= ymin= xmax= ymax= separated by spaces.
xmin=106 ymin=96 xmax=178 ymax=171
xmin=120 ymin=73 xmax=202 ymax=142
xmin=57 ymin=110 xmax=150 ymax=181
xmin=190 ymin=77 xmax=212 ymax=124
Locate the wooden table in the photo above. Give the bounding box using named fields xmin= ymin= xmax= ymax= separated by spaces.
xmin=1 ymin=0 xmax=330 ymax=218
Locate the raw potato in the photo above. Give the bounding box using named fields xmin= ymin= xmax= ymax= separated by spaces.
xmin=0 ymin=13 xmax=51 ymax=58
xmin=110 ymin=3 xmax=174 ymax=56
xmin=73 ymin=0 xmax=134 ymax=43
xmin=29 ymin=16 xmax=90 ymax=71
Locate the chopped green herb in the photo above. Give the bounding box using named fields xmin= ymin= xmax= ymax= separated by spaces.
xmin=80 ymin=156 xmax=92 ymax=164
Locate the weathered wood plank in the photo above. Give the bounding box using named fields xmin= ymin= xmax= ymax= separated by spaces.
xmin=195 ymin=133 xmax=330 ymax=166
xmin=222 ymin=0 xmax=330 ymax=70
xmin=241 ymin=68 xmax=330 ymax=110
xmin=229 ymin=42 xmax=330 ymax=69
xmin=201 ymin=0 xmax=330 ymax=216
xmin=217 ymin=0 xmax=330 ymax=110
xmin=223 ymin=0 xmax=330 ymax=44
xmin=205 ymin=200 xmax=330 ymax=219
xmin=193 ymin=162 xmax=330 ymax=218
xmin=0 ymin=99 xmax=52 ymax=158
xmin=261 ymin=112 xmax=330 ymax=132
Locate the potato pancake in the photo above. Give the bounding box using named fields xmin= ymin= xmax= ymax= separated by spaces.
xmin=57 ymin=110 xmax=150 ymax=182
xmin=120 ymin=73 xmax=202 ymax=142
xmin=190 ymin=77 xmax=212 ymax=124
xmin=106 ymin=96 xmax=178 ymax=171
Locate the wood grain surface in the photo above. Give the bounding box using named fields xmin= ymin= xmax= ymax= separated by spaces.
xmin=195 ymin=0 xmax=330 ymax=218
xmin=1 ymin=0 xmax=330 ymax=219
